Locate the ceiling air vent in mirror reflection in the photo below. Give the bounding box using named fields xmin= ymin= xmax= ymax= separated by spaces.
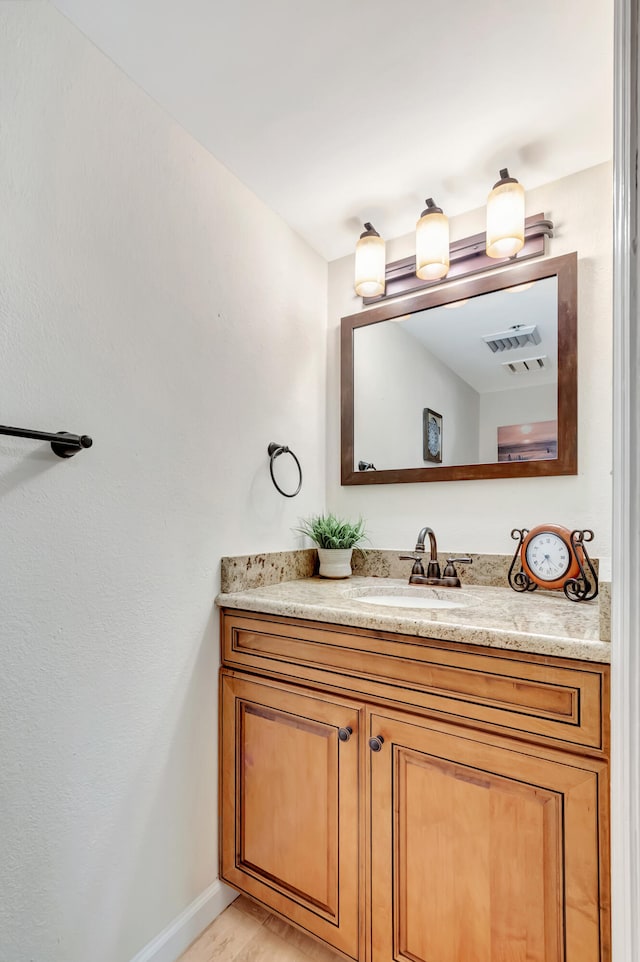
xmin=503 ymin=355 xmax=550 ymax=375
xmin=482 ymin=324 xmax=542 ymax=352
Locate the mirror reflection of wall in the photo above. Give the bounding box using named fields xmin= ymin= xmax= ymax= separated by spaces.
xmin=353 ymin=276 xmax=558 ymax=471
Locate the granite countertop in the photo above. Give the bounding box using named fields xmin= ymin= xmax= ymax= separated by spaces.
xmin=216 ymin=576 xmax=610 ymax=664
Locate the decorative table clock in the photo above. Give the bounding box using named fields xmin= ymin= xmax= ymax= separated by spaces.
xmin=508 ymin=524 xmax=599 ymax=602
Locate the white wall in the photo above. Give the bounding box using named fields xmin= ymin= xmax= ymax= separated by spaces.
xmin=327 ymin=162 xmax=613 ymax=555
xmin=0 ymin=5 xmax=327 ymax=962
xmin=478 ymin=383 xmax=557 ymax=463
xmin=353 ymin=322 xmax=479 ymax=469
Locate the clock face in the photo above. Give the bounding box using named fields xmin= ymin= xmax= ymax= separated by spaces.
xmin=428 ymin=418 xmax=440 ymax=455
xmin=525 ymin=532 xmax=571 ymax=582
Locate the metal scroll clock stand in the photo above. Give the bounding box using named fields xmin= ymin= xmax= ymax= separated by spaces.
xmin=508 ymin=527 xmax=599 ymax=602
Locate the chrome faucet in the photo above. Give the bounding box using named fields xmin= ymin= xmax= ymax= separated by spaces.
xmin=399 ymin=525 xmax=472 ymax=587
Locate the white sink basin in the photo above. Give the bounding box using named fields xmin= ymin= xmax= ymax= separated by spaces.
xmin=348 ymin=586 xmax=472 ymax=611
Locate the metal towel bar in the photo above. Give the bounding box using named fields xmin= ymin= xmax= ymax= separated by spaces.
xmin=0 ymin=424 xmax=93 ymax=458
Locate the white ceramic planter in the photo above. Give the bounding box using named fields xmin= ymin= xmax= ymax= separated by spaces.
xmin=317 ymin=547 xmax=353 ymax=579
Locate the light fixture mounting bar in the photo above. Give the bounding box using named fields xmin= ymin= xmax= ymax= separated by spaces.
xmin=362 ymin=213 xmax=553 ymax=305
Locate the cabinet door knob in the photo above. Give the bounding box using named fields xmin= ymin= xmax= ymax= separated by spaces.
xmin=368 ymin=735 xmax=385 ymax=752
xmin=338 ymin=726 xmax=353 ymax=742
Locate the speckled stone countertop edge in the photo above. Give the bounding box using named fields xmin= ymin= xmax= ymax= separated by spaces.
xmin=219 ymin=549 xmax=610 ymax=644
xmin=216 ymin=577 xmax=611 ymax=665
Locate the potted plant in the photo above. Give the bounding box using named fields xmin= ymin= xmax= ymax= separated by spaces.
xmin=296 ymin=513 xmax=368 ymax=578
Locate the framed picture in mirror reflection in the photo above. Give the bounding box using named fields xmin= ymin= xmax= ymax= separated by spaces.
xmin=423 ymin=408 xmax=443 ymax=463
xmin=497 ymin=420 xmax=558 ymax=462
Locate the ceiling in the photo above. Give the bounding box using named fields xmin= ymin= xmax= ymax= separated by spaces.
xmin=398 ymin=277 xmax=558 ymax=394
xmin=51 ymin=0 xmax=613 ymax=261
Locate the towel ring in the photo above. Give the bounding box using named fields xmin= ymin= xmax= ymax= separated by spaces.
xmin=268 ymin=442 xmax=302 ymax=498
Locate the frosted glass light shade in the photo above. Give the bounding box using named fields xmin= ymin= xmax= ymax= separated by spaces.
xmin=355 ymin=225 xmax=385 ymax=297
xmin=486 ymin=171 xmax=525 ymax=259
xmin=416 ymin=200 xmax=450 ymax=280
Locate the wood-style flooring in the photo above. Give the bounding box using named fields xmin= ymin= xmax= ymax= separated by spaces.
xmin=179 ymin=895 xmax=345 ymax=962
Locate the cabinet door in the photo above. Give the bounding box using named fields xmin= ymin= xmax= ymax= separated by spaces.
xmin=369 ymin=710 xmax=607 ymax=962
xmin=220 ymin=672 xmax=363 ymax=959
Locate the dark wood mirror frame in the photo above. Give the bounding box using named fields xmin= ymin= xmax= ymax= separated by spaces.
xmin=341 ymin=251 xmax=578 ymax=485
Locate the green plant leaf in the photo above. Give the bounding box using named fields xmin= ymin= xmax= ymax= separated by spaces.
xmin=295 ymin=513 xmax=368 ymax=550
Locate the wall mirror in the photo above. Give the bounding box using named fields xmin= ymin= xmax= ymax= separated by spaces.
xmin=341 ymin=252 xmax=577 ymax=484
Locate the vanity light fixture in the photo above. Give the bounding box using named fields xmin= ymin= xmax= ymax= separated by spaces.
xmin=506 ymin=281 xmax=535 ymax=294
xmin=355 ymin=169 xmax=552 ymax=304
xmin=415 ymin=198 xmax=450 ymax=280
xmin=486 ymin=168 xmax=526 ymax=259
xmin=443 ymin=298 xmax=470 ymax=309
xmin=354 ymin=222 xmax=385 ymax=297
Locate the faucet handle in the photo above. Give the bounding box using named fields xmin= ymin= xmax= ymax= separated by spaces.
xmin=399 ymin=554 xmax=425 ymax=576
xmin=443 ymin=557 xmax=472 ymax=578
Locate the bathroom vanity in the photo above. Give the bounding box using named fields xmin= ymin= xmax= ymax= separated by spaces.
xmin=217 ymin=577 xmax=610 ymax=962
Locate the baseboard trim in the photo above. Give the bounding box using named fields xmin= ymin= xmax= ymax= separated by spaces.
xmin=129 ymin=879 xmax=237 ymax=962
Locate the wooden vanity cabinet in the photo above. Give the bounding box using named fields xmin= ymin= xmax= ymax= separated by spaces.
xmin=369 ymin=709 xmax=607 ymax=962
xmin=220 ymin=672 xmax=363 ymax=959
xmin=219 ymin=609 xmax=610 ymax=962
